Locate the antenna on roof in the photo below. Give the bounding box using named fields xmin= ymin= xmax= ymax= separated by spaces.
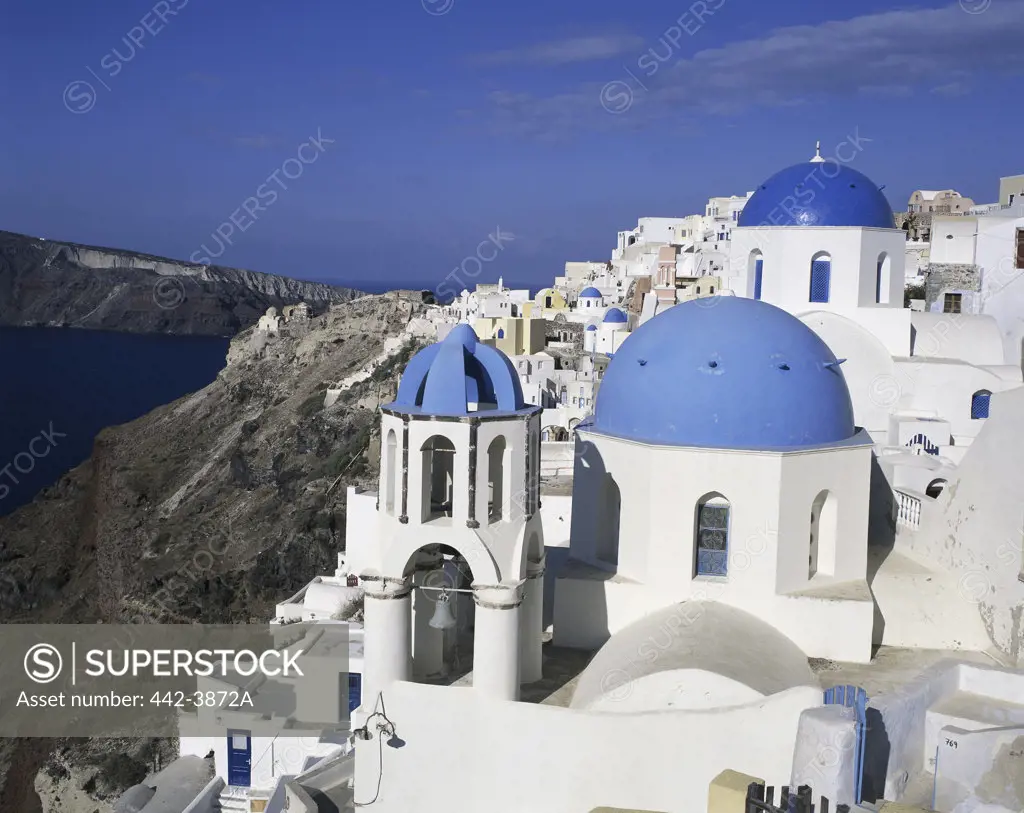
xmin=810 ymin=141 xmax=825 ymax=163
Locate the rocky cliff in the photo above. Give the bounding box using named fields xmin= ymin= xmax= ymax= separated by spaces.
xmin=0 ymin=292 xmax=432 ymax=811
xmin=0 ymin=230 xmax=361 ymax=336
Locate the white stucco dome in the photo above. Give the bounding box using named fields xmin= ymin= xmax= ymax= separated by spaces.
xmin=570 ymin=602 xmax=817 ymax=713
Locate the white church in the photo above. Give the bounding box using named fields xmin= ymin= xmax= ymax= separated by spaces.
xmin=178 ymin=151 xmax=1024 ymax=813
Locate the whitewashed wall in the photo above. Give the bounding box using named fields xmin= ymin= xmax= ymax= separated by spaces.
xmin=352 ymin=679 xmax=821 ymax=813
xmin=559 ymin=431 xmax=875 ymax=661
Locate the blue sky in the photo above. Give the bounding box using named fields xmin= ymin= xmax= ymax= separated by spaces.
xmin=0 ymin=0 xmax=1021 ymax=291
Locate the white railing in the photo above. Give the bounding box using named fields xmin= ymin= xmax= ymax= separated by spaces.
xmin=895 ymin=490 xmax=922 ymax=530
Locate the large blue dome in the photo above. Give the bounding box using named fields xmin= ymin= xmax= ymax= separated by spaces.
xmin=738 ymin=161 xmax=895 ymax=229
xmin=591 ymin=298 xmax=856 ymax=449
xmin=390 ymin=324 xmax=525 ymax=416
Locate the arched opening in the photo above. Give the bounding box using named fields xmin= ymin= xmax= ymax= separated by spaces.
xmin=421 ymin=435 xmax=456 ymax=522
xmin=385 ymin=429 xmax=397 ymax=514
xmin=694 ymin=493 xmax=729 ymax=577
xmin=749 ymin=250 xmax=764 ymax=300
xmin=406 ymin=545 xmax=475 ymax=684
xmin=596 ymin=474 xmax=620 ymax=566
xmin=971 ymin=389 xmax=991 ymax=419
xmin=809 ymin=490 xmax=838 ymax=579
xmin=876 ymin=252 xmax=891 ymax=304
xmin=542 ymin=425 xmax=567 ymax=442
xmin=487 ymin=436 xmax=506 ymax=523
xmin=809 ymin=252 xmax=831 ymax=303
xmin=925 ymin=479 xmax=947 ymax=499
xmin=496 ymin=328 xmax=505 ymax=339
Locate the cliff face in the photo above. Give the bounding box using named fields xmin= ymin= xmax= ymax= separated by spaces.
xmin=0 ymin=230 xmax=361 ymax=336
xmin=0 ymin=292 xmax=430 ymax=811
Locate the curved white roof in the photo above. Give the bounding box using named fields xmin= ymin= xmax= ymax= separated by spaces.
xmin=570 ymin=602 xmax=816 ymax=711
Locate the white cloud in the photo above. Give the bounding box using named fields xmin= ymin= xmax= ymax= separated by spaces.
xmin=480 ymin=2 xmax=1024 ymax=136
xmin=474 ymin=34 xmax=645 ymax=66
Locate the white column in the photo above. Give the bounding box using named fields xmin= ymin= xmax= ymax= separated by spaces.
xmin=360 ymin=575 xmax=412 ymax=715
xmin=519 ymin=558 xmax=545 ymax=685
xmin=412 ymin=553 xmax=445 ymax=678
xmin=472 ymin=582 xmax=524 ymax=701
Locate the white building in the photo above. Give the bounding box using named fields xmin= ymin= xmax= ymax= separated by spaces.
xmin=723 ymin=152 xmax=1021 ymax=475
xmin=175 ymin=154 xmax=1024 ymax=813
xmin=330 ymin=293 xmax=1024 ymax=813
xmin=449 ymin=278 xmax=532 ymax=321
xmin=926 ymin=201 xmax=1024 ymax=367
xmin=583 ymin=306 xmax=630 ymax=355
xmin=178 ymin=609 xmax=362 ymax=810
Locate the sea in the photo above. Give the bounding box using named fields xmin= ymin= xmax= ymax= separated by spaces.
xmin=0 ymin=327 xmax=229 ymax=516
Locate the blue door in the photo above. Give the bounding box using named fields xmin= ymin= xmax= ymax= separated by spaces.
xmin=810 ymin=259 xmax=831 ymax=303
xmin=348 ymin=673 xmax=362 ymax=713
xmin=227 ymin=730 xmax=251 ymax=787
xmin=823 ymin=685 xmax=867 ymax=804
xmin=754 ymin=258 xmax=763 ymax=300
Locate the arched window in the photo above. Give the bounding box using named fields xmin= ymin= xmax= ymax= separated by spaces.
xmin=809 ymin=491 xmax=838 ymax=579
xmin=421 ymin=435 xmax=456 ymax=522
xmin=487 ymin=436 xmax=506 ymax=522
xmin=497 ymin=328 xmax=505 ymax=339
xmin=694 ymin=494 xmax=729 ymax=577
xmin=385 ymin=429 xmax=397 ymax=514
xmin=971 ymin=390 xmax=991 ymax=419
xmin=876 ymin=252 xmax=891 ymax=304
xmin=809 ymin=253 xmax=831 ymax=303
xmin=925 ymin=479 xmax=947 ymax=499
xmin=749 ymin=251 xmax=764 ymax=300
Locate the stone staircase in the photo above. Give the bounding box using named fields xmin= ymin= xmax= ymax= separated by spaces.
xmin=216 ymin=785 xmax=270 ymax=812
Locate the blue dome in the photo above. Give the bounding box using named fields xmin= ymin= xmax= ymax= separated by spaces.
xmin=586 ymin=324 xmax=598 ymax=331
xmin=391 ymin=324 xmax=525 ymax=416
xmin=579 ymin=287 xmax=602 ymax=298
xmin=603 ymin=307 xmax=627 ymax=324
xmin=738 ymin=161 xmax=895 ymax=229
xmin=591 ymin=298 xmax=856 ymax=449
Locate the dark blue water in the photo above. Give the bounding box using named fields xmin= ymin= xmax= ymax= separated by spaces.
xmin=0 ymin=327 xmax=229 ymax=516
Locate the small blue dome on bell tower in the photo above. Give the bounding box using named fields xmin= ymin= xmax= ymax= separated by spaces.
xmin=389 ymin=324 xmax=525 ymax=416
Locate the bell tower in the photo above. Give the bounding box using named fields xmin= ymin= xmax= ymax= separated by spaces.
xmin=358 ymin=324 xmax=545 ymax=714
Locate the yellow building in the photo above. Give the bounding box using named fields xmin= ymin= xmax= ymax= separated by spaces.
xmin=676 ymin=275 xmax=723 ymax=302
xmin=475 ymin=316 xmax=546 ymax=356
xmin=533 ymin=287 xmax=568 ymax=318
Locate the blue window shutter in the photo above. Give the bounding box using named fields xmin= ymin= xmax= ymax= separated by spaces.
xmin=754 ymin=258 xmax=763 ymax=300
xmin=348 ymin=673 xmax=361 ymax=712
xmin=810 ymin=259 xmax=831 ymax=303
xmin=695 ymin=502 xmax=729 ymax=577
xmin=971 ymin=391 xmax=991 ymax=419
xmin=497 ymin=328 xmax=504 ymax=338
